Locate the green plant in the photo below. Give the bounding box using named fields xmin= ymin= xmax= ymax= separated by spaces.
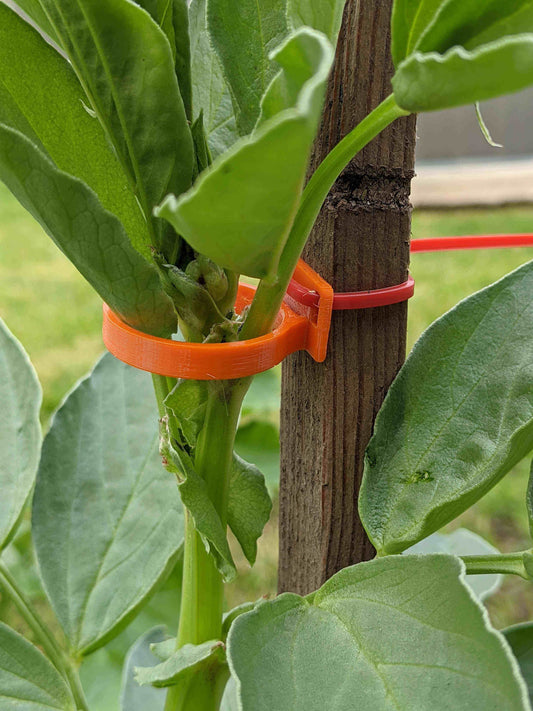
xmin=2 ymin=0 xmax=533 ymax=709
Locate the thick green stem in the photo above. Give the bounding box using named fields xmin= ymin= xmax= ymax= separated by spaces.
xmin=461 ymin=551 xmax=531 ymax=579
xmin=153 ymin=375 xmax=247 ymax=711
xmin=0 ymin=563 xmax=89 ymax=711
xmin=240 ymin=94 xmax=410 ymax=341
xmin=154 ymin=95 xmax=408 ymax=711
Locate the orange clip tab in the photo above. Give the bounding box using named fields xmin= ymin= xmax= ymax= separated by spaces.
xmin=102 ymin=259 xmax=334 ymax=380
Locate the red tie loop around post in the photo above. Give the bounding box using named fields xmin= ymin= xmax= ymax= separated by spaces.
xmin=103 ymin=234 xmax=533 ymax=380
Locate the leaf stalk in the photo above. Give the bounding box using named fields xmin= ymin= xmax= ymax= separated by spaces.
xmin=152 ymin=375 xmax=248 ymax=711
xmin=461 ymin=551 xmax=532 ymax=579
xmin=0 ymin=562 xmax=89 ymax=711
xmin=240 ymin=93 xmax=409 ymax=340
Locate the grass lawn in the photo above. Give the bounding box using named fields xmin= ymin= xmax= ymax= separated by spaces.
xmin=1 ymin=181 xmax=533 ymax=627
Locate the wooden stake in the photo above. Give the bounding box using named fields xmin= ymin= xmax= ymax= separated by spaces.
xmin=278 ymin=0 xmax=417 ymax=595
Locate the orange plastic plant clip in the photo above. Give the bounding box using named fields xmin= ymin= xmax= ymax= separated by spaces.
xmin=102 ymin=259 xmax=334 ymax=380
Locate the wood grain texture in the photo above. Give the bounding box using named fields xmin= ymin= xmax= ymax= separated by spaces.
xmin=278 ymin=0 xmax=417 ymax=595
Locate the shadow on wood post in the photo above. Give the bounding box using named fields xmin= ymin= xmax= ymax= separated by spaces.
xmin=278 ymin=0 xmax=417 ymax=595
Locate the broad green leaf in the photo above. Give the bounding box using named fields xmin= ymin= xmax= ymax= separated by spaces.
xmin=464 ymin=4 xmax=533 ymax=50
xmin=133 ymin=0 xmax=192 ymax=121
xmin=228 ymin=454 xmax=272 ymax=565
xmin=0 ymin=317 xmax=41 ymax=551
xmin=406 ymin=528 xmax=502 ymax=600
xmin=81 ymin=562 xmax=182 ymax=711
xmin=0 ymin=3 xmax=149 ymax=257
xmin=207 ymin=0 xmax=288 ymax=135
xmin=161 ymin=433 xmax=236 ymax=581
xmin=359 ymin=259 xmax=533 ymax=555
xmin=0 ymin=124 xmax=176 ymax=337
xmin=33 ymin=354 xmax=184 ymax=655
xmin=504 ymin=623 xmax=533 ymax=704
xmin=120 ymin=627 xmax=167 ymax=711
xmin=415 ymin=0 xmax=533 ymax=54
xmin=189 ymin=0 xmax=237 ymax=158
xmin=288 ymin=0 xmax=346 ymax=42
xmin=8 ymin=0 xmax=60 ymax=42
xmin=393 ymin=36 xmax=533 ymax=112
xmin=228 ymin=555 xmax=529 ymax=710
xmin=391 ymin=0 xmax=445 ymax=66
xmin=0 ymin=622 xmax=76 ymax=710
xmin=235 ymin=421 xmax=280 ymax=493
xmin=391 ymin=0 xmax=533 ymax=65
xmin=39 ymin=0 xmax=193 ymax=240
xmin=136 ymin=639 xmax=226 ymax=688
xmin=156 ymin=29 xmax=334 ymax=280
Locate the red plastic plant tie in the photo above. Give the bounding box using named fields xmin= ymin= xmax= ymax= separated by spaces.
xmin=411 ymin=233 xmax=533 ymax=253
xmin=287 ymin=233 xmax=533 ymax=311
xmin=103 ymin=234 xmax=533 ymax=379
xmin=286 ymin=274 xmax=415 ymax=311
xmin=102 ymin=260 xmax=333 ymax=379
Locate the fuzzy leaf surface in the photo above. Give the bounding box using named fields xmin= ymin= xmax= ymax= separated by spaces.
xmin=0 ymin=623 xmax=76 ymax=710
xmin=0 ymin=317 xmax=41 ymax=551
xmin=156 ymin=29 xmax=333 ymax=280
xmin=120 ymin=627 xmax=167 ymax=711
xmin=133 ymin=0 xmax=192 ymax=120
xmin=207 ymin=0 xmax=288 ymax=135
xmin=189 ymin=0 xmax=236 ymax=157
xmin=0 ymin=124 xmax=176 ymax=337
xmin=504 ymin=623 xmax=533 ymax=704
xmin=136 ymin=639 xmax=225 ymax=688
xmin=0 ymin=3 xmax=149 ymax=256
xmin=288 ymin=0 xmax=346 ymax=42
xmin=33 ymin=354 xmax=184 ymax=655
xmin=228 ymin=454 xmax=272 ymax=565
xmin=228 ymin=555 xmax=528 ymax=710
xmin=160 ymin=434 xmax=236 ymax=581
xmin=360 ymin=260 xmax=533 ymax=555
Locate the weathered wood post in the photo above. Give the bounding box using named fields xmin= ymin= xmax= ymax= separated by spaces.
xmin=279 ymin=0 xmax=417 ymax=594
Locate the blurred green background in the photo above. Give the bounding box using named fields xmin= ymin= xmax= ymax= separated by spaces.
xmin=2 ymin=179 xmax=533 ymax=640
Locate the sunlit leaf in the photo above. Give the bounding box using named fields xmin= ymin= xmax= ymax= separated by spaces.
xmin=189 ymin=0 xmax=237 ymax=157
xmin=0 ymin=3 xmax=149 ymax=257
xmin=228 ymin=555 xmax=529 ymax=710
xmin=0 ymin=623 xmax=76 ymax=710
xmin=33 ymin=354 xmax=184 ymax=655
xmin=38 ymin=0 xmax=193 ymax=241
xmin=360 ymin=259 xmax=533 ymax=555
xmin=207 ymin=0 xmax=288 ymax=135
xmin=0 ymin=124 xmax=177 ymax=337
xmin=0 ymin=317 xmax=41 ymax=551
